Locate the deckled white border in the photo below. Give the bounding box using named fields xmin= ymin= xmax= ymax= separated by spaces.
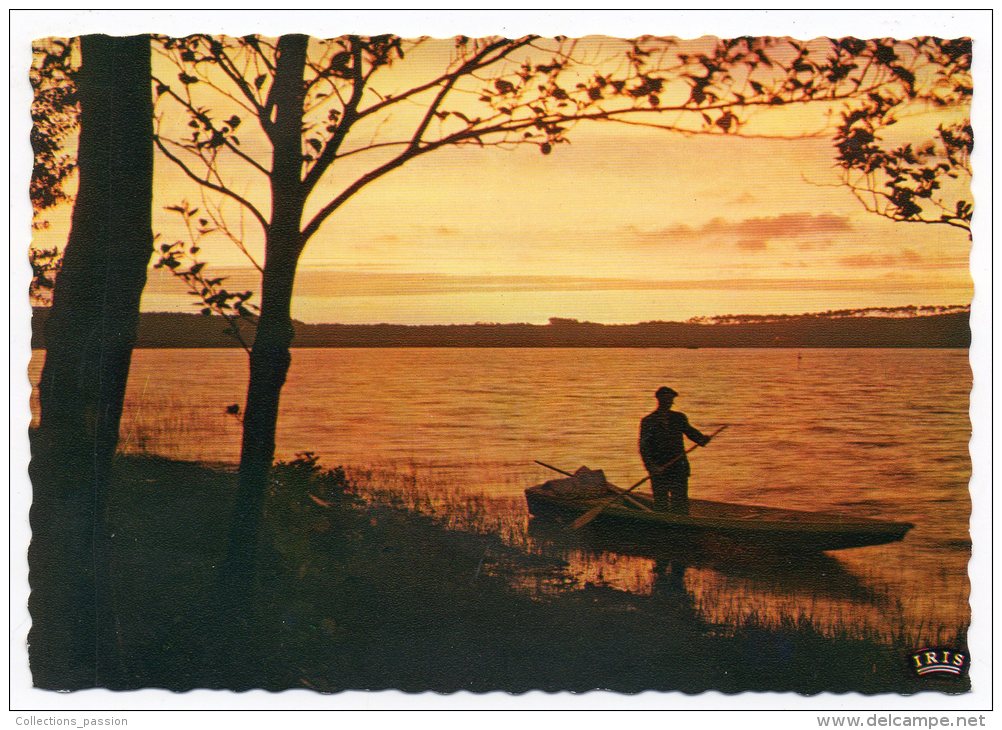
xmin=7 ymin=8 xmax=993 ymax=719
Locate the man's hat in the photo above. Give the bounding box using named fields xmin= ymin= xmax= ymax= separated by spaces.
xmin=655 ymin=386 xmax=678 ymax=400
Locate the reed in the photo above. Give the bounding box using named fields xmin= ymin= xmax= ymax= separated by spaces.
xmin=48 ymin=451 xmax=963 ymax=693
xmin=341 ymin=461 xmax=964 ymax=650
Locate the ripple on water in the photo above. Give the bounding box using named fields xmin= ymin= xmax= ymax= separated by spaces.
xmin=29 ymin=346 xmax=973 ymax=642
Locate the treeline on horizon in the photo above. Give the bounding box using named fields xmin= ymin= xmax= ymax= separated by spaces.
xmin=679 ymin=304 xmax=969 ymax=325
xmin=31 ymin=307 xmax=972 ymax=349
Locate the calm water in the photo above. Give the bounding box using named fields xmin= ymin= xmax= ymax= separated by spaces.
xmin=29 ymin=347 xmax=972 ymax=641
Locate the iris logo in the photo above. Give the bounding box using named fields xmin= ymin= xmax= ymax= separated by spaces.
xmin=909 ymin=648 xmax=968 ymax=677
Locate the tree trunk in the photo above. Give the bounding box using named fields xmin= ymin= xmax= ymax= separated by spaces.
xmin=216 ymin=37 xmax=308 ymax=679
xmin=29 ymin=34 xmax=153 ymax=689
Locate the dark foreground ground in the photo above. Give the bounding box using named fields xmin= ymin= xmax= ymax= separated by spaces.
xmin=32 ymin=455 xmax=968 ymax=694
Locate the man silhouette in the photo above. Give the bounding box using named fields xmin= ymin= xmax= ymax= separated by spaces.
xmin=639 ymin=386 xmax=711 ymax=513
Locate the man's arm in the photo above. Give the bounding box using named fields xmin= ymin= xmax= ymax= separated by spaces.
xmin=682 ymin=416 xmax=711 ymax=447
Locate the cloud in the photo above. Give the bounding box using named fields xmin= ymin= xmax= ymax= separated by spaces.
xmin=144 ymin=267 xmax=955 ymax=300
xmin=796 ymin=240 xmax=834 ymax=251
xmin=140 ymin=267 xmax=969 ymax=324
xmin=839 ymin=249 xmax=924 ymax=268
xmin=728 ymin=191 xmax=758 ymax=205
xmin=631 ymin=213 xmax=853 ymax=251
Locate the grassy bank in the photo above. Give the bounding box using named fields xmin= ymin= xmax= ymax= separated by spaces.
xmin=56 ymin=454 xmax=967 ymax=694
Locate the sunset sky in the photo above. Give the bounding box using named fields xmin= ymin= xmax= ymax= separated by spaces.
xmin=30 ymin=33 xmax=972 ymax=325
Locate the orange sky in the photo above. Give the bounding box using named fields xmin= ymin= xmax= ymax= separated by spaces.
xmin=31 ymin=35 xmax=972 ymax=324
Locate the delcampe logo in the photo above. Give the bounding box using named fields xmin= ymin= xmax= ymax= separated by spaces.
xmin=909 ymin=648 xmax=969 ymax=677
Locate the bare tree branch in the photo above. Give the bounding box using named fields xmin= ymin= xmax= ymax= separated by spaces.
xmin=597 ymin=115 xmax=831 ymax=140
xmin=245 ymin=36 xmax=277 ymax=73
xmin=354 ymin=36 xmax=536 ymax=123
xmin=153 ymin=76 xmax=271 ymax=177
xmin=154 ymin=41 xmax=259 ymax=117
xmin=154 ymin=134 xmax=268 ymax=231
xmin=154 ymin=33 xmax=973 ymax=269
xmin=213 ymin=41 xmax=268 ymax=117
xmin=302 ymin=36 xmax=368 ymax=194
xmin=199 ymin=188 xmax=264 ymax=273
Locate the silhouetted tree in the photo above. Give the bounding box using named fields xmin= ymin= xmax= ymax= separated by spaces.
xmin=28 ymin=246 xmax=64 ymax=305
xmin=29 ymin=34 xmax=153 ymax=689
xmin=30 ymin=38 xmax=78 ymax=226
xmin=148 ymin=34 xmax=969 ymax=632
xmin=833 ymin=38 xmax=972 ymax=234
xmin=28 ymin=40 xmax=77 ymax=302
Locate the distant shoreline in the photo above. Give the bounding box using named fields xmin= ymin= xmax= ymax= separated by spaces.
xmin=30 ymin=308 xmax=972 ymax=349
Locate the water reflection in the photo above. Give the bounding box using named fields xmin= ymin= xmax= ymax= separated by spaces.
xmin=28 ymin=347 xmax=972 ymax=644
xmin=526 ymin=517 xmax=880 ymax=605
xmin=519 ymin=515 xmax=919 ymax=642
xmin=653 ymin=557 xmax=689 ymax=599
xmin=652 ymin=557 xmax=696 ymax=620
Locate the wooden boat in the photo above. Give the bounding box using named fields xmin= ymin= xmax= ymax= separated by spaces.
xmin=525 ymin=468 xmax=913 ymax=553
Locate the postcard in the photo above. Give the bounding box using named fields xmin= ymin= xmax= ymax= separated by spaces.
xmin=12 ymin=8 xmax=989 ymax=719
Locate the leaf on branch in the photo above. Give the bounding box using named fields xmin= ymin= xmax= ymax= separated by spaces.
xmin=254 ymin=74 xmax=267 ymax=89
xmin=874 ymin=44 xmax=897 ymax=64
xmin=178 ymin=72 xmax=199 ymax=85
xmin=890 ymin=65 xmax=916 ymax=94
xmin=330 ymin=51 xmax=351 ymax=69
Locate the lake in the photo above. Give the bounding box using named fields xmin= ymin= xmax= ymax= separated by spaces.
xmin=29 ymin=347 xmax=972 ymax=643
